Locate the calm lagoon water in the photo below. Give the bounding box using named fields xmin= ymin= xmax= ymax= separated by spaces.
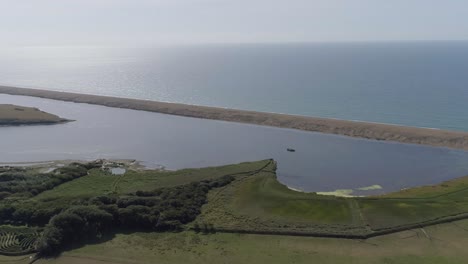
xmin=1 ymin=94 xmax=468 ymax=196
xmin=0 ymin=42 xmax=468 ymax=131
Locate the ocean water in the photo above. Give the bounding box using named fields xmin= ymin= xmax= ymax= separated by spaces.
xmin=2 ymin=94 xmax=468 ymax=196
xmin=0 ymin=42 xmax=468 ymax=131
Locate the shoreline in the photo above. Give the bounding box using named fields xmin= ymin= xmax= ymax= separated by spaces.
xmin=1 ymin=85 xmax=468 ymax=150
xmin=0 ymin=103 xmax=72 ymax=126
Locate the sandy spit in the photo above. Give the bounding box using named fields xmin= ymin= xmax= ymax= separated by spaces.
xmin=1 ymin=85 xmax=468 ymax=150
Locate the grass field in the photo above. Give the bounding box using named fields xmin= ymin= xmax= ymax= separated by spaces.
xmin=3 ymin=159 xmax=468 ymax=263
xmin=29 ymin=218 xmax=468 ymax=264
xmin=7 ymin=158 xmax=468 ymax=238
xmin=197 ymin=162 xmax=369 ymax=236
xmin=358 ymin=176 xmax=468 ymax=231
xmin=33 ymin=160 xmax=271 ymax=201
xmin=197 ymin=160 xmax=468 ymax=237
xmin=2 ymin=160 xmax=271 ymax=234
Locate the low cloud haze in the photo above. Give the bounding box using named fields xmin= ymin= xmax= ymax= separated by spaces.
xmin=1 ymin=0 xmax=468 ymax=46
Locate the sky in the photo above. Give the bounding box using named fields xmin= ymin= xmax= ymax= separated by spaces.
xmin=1 ymin=0 xmax=468 ymax=46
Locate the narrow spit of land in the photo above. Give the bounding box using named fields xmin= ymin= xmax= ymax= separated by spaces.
xmin=0 ymin=104 xmax=70 ymax=126
xmin=1 ymin=85 xmax=468 ymax=150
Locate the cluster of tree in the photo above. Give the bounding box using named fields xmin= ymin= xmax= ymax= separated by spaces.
xmin=0 ymin=162 xmax=99 ymax=199
xmin=0 ymin=162 xmax=103 ymax=226
xmin=36 ymin=206 xmax=113 ymax=256
xmin=88 ymin=175 xmax=235 ymax=230
xmin=37 ymin=175 xmax=235 ymax=256
xmin=0 ymin=204 xmax=64 ymax=226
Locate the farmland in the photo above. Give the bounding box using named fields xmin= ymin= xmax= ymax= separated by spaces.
xmin=1 ymin=159 xmax=468 ymax=262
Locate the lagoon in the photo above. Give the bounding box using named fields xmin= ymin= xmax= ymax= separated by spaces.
xmin=1 ymin=94 xmax=468 ymax=195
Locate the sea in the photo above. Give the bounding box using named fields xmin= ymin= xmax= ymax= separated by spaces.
xmin=0 ymin=41 xmax=467 ymax=131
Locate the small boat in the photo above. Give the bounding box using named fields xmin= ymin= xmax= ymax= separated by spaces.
xmin=287 ymin=148 xmax=296 ymax=152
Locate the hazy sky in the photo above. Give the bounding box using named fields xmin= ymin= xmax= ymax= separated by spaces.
xmin=1 ymin=0 xmax=468 ymax=46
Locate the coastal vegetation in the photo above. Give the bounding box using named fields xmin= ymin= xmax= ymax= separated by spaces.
xmin=198 ymin=161 xmax=468 ymax=237
xmin=1 ymin=159 xmax=468 ymax=261
xmin=0 ymin=160 xmax=269 ymax=256
xmin=0 ymin=104 xmax=70 ymax=126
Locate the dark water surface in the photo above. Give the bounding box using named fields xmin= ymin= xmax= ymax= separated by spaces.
xmin=1 ymin=42 xmax=468 ymax=131
xmin=1 ymin=94 xmax=468 ymax=196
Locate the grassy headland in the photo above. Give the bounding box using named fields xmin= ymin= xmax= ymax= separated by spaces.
xmin=1 ymin=159 xmax=468 ymax=262
xmin=198 ymin=160 xmax=468 ymax=238
xmin=0 ymin=160 xmax=468 ymax=254
xmin=1 ymin=85 xmax=468 ymax=150
xmin=0 ymin=104 xmax=70 ymax=126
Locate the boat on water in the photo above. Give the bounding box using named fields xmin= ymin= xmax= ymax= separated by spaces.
xmin=287 ymin=148 xmax=296 ymax=152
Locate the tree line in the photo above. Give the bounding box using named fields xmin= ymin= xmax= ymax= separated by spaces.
xmin=37 ymin=175 xmax=235 ymax=256
xmin=0 ymin=162 xmax=99 ymax=199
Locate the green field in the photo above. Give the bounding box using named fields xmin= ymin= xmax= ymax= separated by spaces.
xmin=0 ymin=159 xmax=274 ymax=257
xmin=197 ymin=160 xmax=468 ymax=237
xmin=197 ymin=162 xmax=369 ymax=236
xmin=34 ymin=220 xmax=468 ymax=264
xmin=34 ymin=160 xmax=268 ymax=199
xmin=2 ymin=159 xmax=468 ymax=262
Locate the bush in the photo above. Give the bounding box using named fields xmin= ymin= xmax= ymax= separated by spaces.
xmin=35 ymin=174 xmax=236 ymax=256
xmin=0 ymin=163 xmax=91 ymax=200
xmin=37 ymin=206 xmax=113 ymax=256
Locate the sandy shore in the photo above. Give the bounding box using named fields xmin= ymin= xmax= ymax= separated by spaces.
xmin=1 ymin=85 xmax=468 ymax=150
